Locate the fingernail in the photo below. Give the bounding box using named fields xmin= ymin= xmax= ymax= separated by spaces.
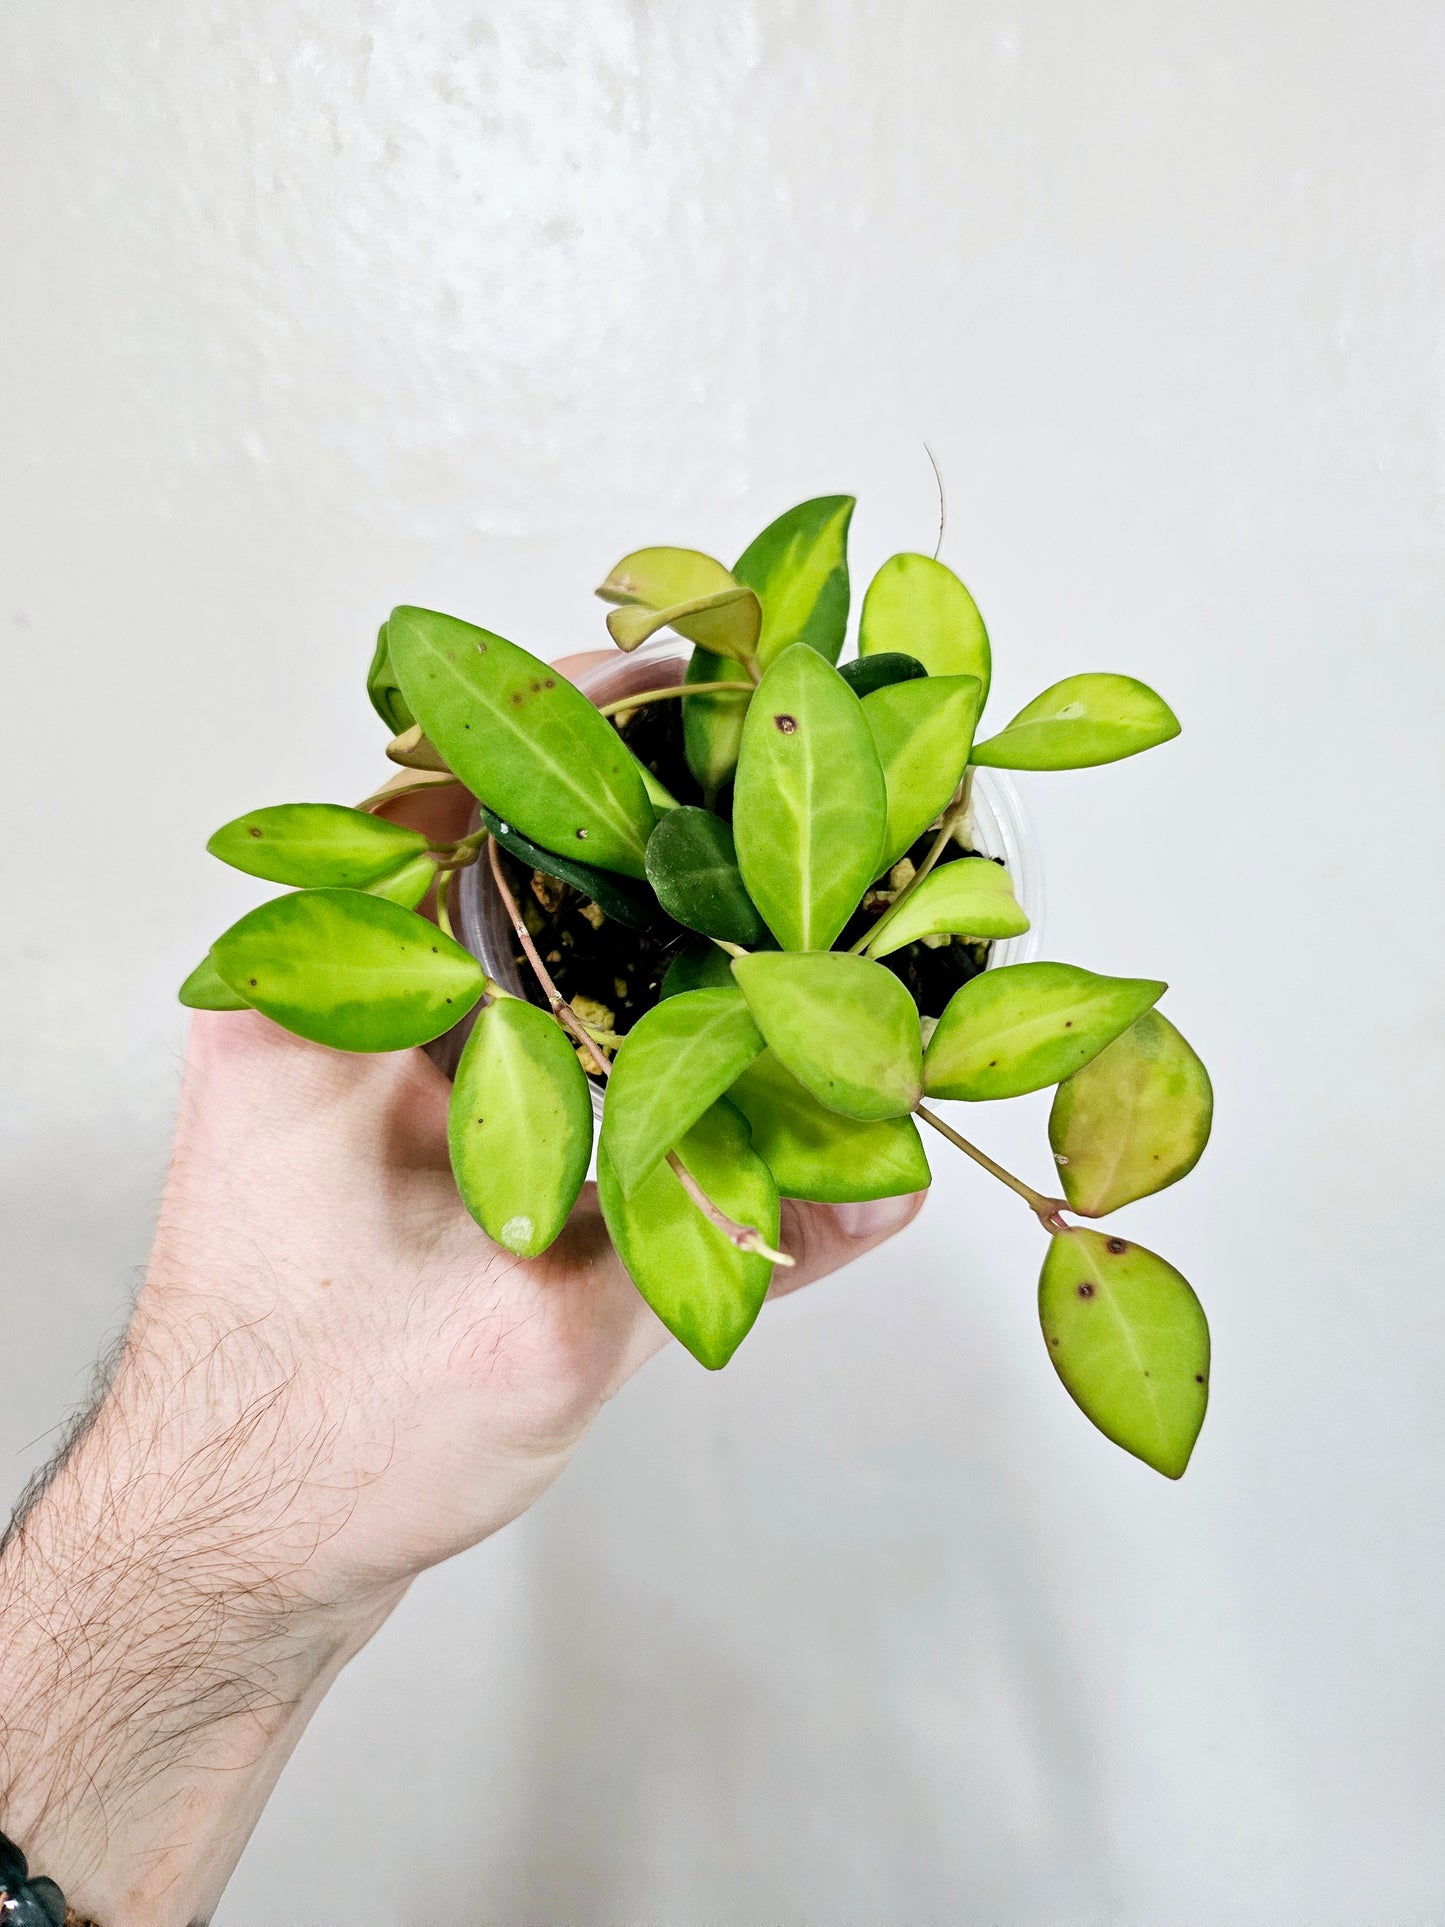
xmin=834 ymin=1194 xmax=921 ymax=1241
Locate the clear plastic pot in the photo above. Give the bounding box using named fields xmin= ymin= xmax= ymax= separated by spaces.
xmin=437 ymin=640 xmax=1043 ymax=1095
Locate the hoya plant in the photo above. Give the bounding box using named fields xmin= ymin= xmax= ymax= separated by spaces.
xmin=183 ymin=496 xmax=1212 ymax=1478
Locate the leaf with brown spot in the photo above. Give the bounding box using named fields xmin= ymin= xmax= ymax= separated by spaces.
xmin=1039 ymin=1228 xmax=1209 ymax=1478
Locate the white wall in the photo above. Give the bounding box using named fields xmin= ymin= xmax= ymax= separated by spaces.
xmin=3 ymin=3 xmax=1442 ymax=1920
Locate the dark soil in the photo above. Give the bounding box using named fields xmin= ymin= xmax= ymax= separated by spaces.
xmin=497 ymin=693 xmax=996 ymax=1052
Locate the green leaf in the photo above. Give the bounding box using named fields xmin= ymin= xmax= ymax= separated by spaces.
xmin=1049 ymin=1010 xmax=1212 ymax=1216
xmin=682 ymin=645 xmax=751 ymax=799
xmin=859 ymin=554 xmax=991 ymax=701
xmin=179 ymin=954 xmax=250 ymax=1011
xmin=387 ymin=605 xmax=656 ymax=878
xmin=606 ymin=587 xmax=762 ymax=667
xmin=924 ymin=961 xmax=1165 ymax=1101
xmin=645 ymin=807 xmax=765 ymax=945
xmin=839 ymin=652 xmax=927 ymax=699
xmin=598 ymin=1098 xmax=778 ymax=1369
xmin=596 ymin=546 xmax=737 ymax=608
xmin=211 ymin=889 xmax=485 ymax=1051
xmin=729 ymin=1050 xmax=931 ymax=1201
xmin=479 ymin=808 xmax=659 ymax=934
xmin=1039 ymin=1228 xmax=1209 ymax=1478
xmin=866 ymin=858 xmax=1028 ymax=958
xmin=367 ymin=621 xmax=414 ymax=733
xmin=601 ymin=987 xmax=765 ymax=1196
xmin=448 ymin=997 xmax=593 ymax=1256
xmin=862 ymin=674 xmax=983 ymax=872
xmin=732 ymin=950 xmax=922 ymax=1121
xmin=971 ymin=673 xmax=1180 ymax=770
xmin=734 ymin=495 xmax=855 ymax=668
xmin=363 ymin=852 xmax=438 ymax=910
xmin=633 ymin=757 xmax=681 ymax=815
xmin=660 ymin=941 xmax=737 ymax=999
xmin=207 ymin=804 xmax=430 ymax=889
xmin=733 ymin=645 xmax=886 ymax=951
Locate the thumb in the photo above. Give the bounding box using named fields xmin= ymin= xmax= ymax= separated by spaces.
xmin=770 ymin=1191 xmax=928 ymax=1301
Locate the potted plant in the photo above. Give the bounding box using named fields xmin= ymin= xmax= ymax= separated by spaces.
xmin=181 ymin=495 xmax=1212 ymax=1478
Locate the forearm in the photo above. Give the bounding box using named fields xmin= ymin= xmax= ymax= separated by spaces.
xmin=0 ymin=1320 xmax=402 ymax=1925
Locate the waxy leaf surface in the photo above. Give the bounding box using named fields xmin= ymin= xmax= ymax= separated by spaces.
xmin=364 ymin=852 xmax=438 ymax=910
xmin=599 ymin=1098 xmax=778 ymax=1370
xmin=1049 ymin=1010 xmax=1212 ymax=1216
xmin=211 ymin=889 xmax=484 ymax=1052
xmin=924 ymin=961 xmax=1165 ymax=1101
xmin=839 ymin=652 xmax=926 ymax=700
xmin=683 ymin=644 xmax=751 ymax=800
xmin=596 ymin=546 xmax=736 ymax=609
xmin=863 ymin=674 xmax=982 ymax=871
xmin=388 ymin=605 xmax=655 ymax=877
xmin=729 ymin=1050 xmax=931 ymax=1201
xmin=645 ymin=807 xmax=765 ymax=945
xmin=448 ymin=997 xmax=593 ymax=1257
xmin=179 ymin=954 xmax=250 ymax=1011
xmin=734 ymin=495 xmax=854 ymax=667
xmin=733 ymin=645 xmax=886 ymax=951
xmin=480 ymin=807 xmax=659 ymax=933
xmin=367 ymin=621 xmax=414 ymax=733
xmin=606 ymin=587 xmax=761 ymax=667
xmin=971 ymin=673 xmax=1180 ymax=770
xmin=732 ymin=950 xmax=922 ymax=1120
xmin=207 ymin=804 xmax=429 ymax=889
xmin=866 ymin=858 xmax=1027 ymax=957
xmin=860 ymin=553 xmax=991 ymax=700
xmin=1039 ymin=1228 xmax=1209 ymax=1479
xmin=601 ymin=987 xmax=765 ymax=1196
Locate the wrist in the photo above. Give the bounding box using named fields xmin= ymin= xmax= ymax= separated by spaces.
xmin=0 ymin=1331 xmax=403 ymax=1924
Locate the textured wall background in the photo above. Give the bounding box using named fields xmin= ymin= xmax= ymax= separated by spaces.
xmin=3 ymin=3 xmax=1443 ymax=1921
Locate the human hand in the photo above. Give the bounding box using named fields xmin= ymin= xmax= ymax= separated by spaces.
xmin=0 ymin=699 xmax=923 ymax=1922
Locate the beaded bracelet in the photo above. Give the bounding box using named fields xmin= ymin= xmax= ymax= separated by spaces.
xmin=0 ymin=1826 xmax=100 ymax=1926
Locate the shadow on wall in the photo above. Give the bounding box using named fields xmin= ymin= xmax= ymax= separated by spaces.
xmin=440 ymin=1274 xmax=1121 ymax=1925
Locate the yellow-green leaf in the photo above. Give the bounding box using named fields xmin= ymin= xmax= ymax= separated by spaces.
xmin=211 ymin=889 xmax=484 ymax=1052
xmin=971 ymin=674 xmax=1180 ymax=770
xmin=387 ymin=605 xmax=656 ymax=878
xmin=595 ymin=546 xmax=736 ymax=608
xmin=683 ymin=645 xmax=751 ymax=800
xmin=601 ymin=987 xmax=765 ymax=1196
xmin=862 ymin=674 xmax=982 ymax=872
xmin=598 ymin=1099 xmax=778 ymax=1369
xmin=606 ymin=587 xmax=762 ymax=667
xmin=1049 ymin=1010 xmax=1212 ymax=1216
xmin=859 ymin=553 xmax=991 ymax=699
xmin=207 ymin=804 xmax=429 ymax=889
xmin=365 ymin=852 xmax=438 ymax=910
xmin=448 ymin=998 xmax=593 ymax=1256
xmin=179 ymin=954 xmax=250 ymax=1011
xmin=924 ymin=961 xmax=1165 ymax=1101
xmin=732 ymin=950 xmax=922 ymax=1121
xmin=1039 ymin=1228 xmax=1209 ymax=1478
xmin=729 ymin=1051 xmax=931 ymax=1201
xmin=866 ymin=858 xmax=1028 ymax=958
xmin=734 ymin=495 xmax=855 ymax=668
xmin=733 ymin=645 xmax=885 ymax=951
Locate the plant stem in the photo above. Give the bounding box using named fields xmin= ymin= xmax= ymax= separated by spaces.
xmin=914 ymin=1103 xmax=1071 ymax=1234
xmin=849 ymin=770 xmax=974 ymax=956
xmin=597 ymin=680 xmax=753 ymax=720
xmin=485 ymin=837 xmax=790 ymax=1266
